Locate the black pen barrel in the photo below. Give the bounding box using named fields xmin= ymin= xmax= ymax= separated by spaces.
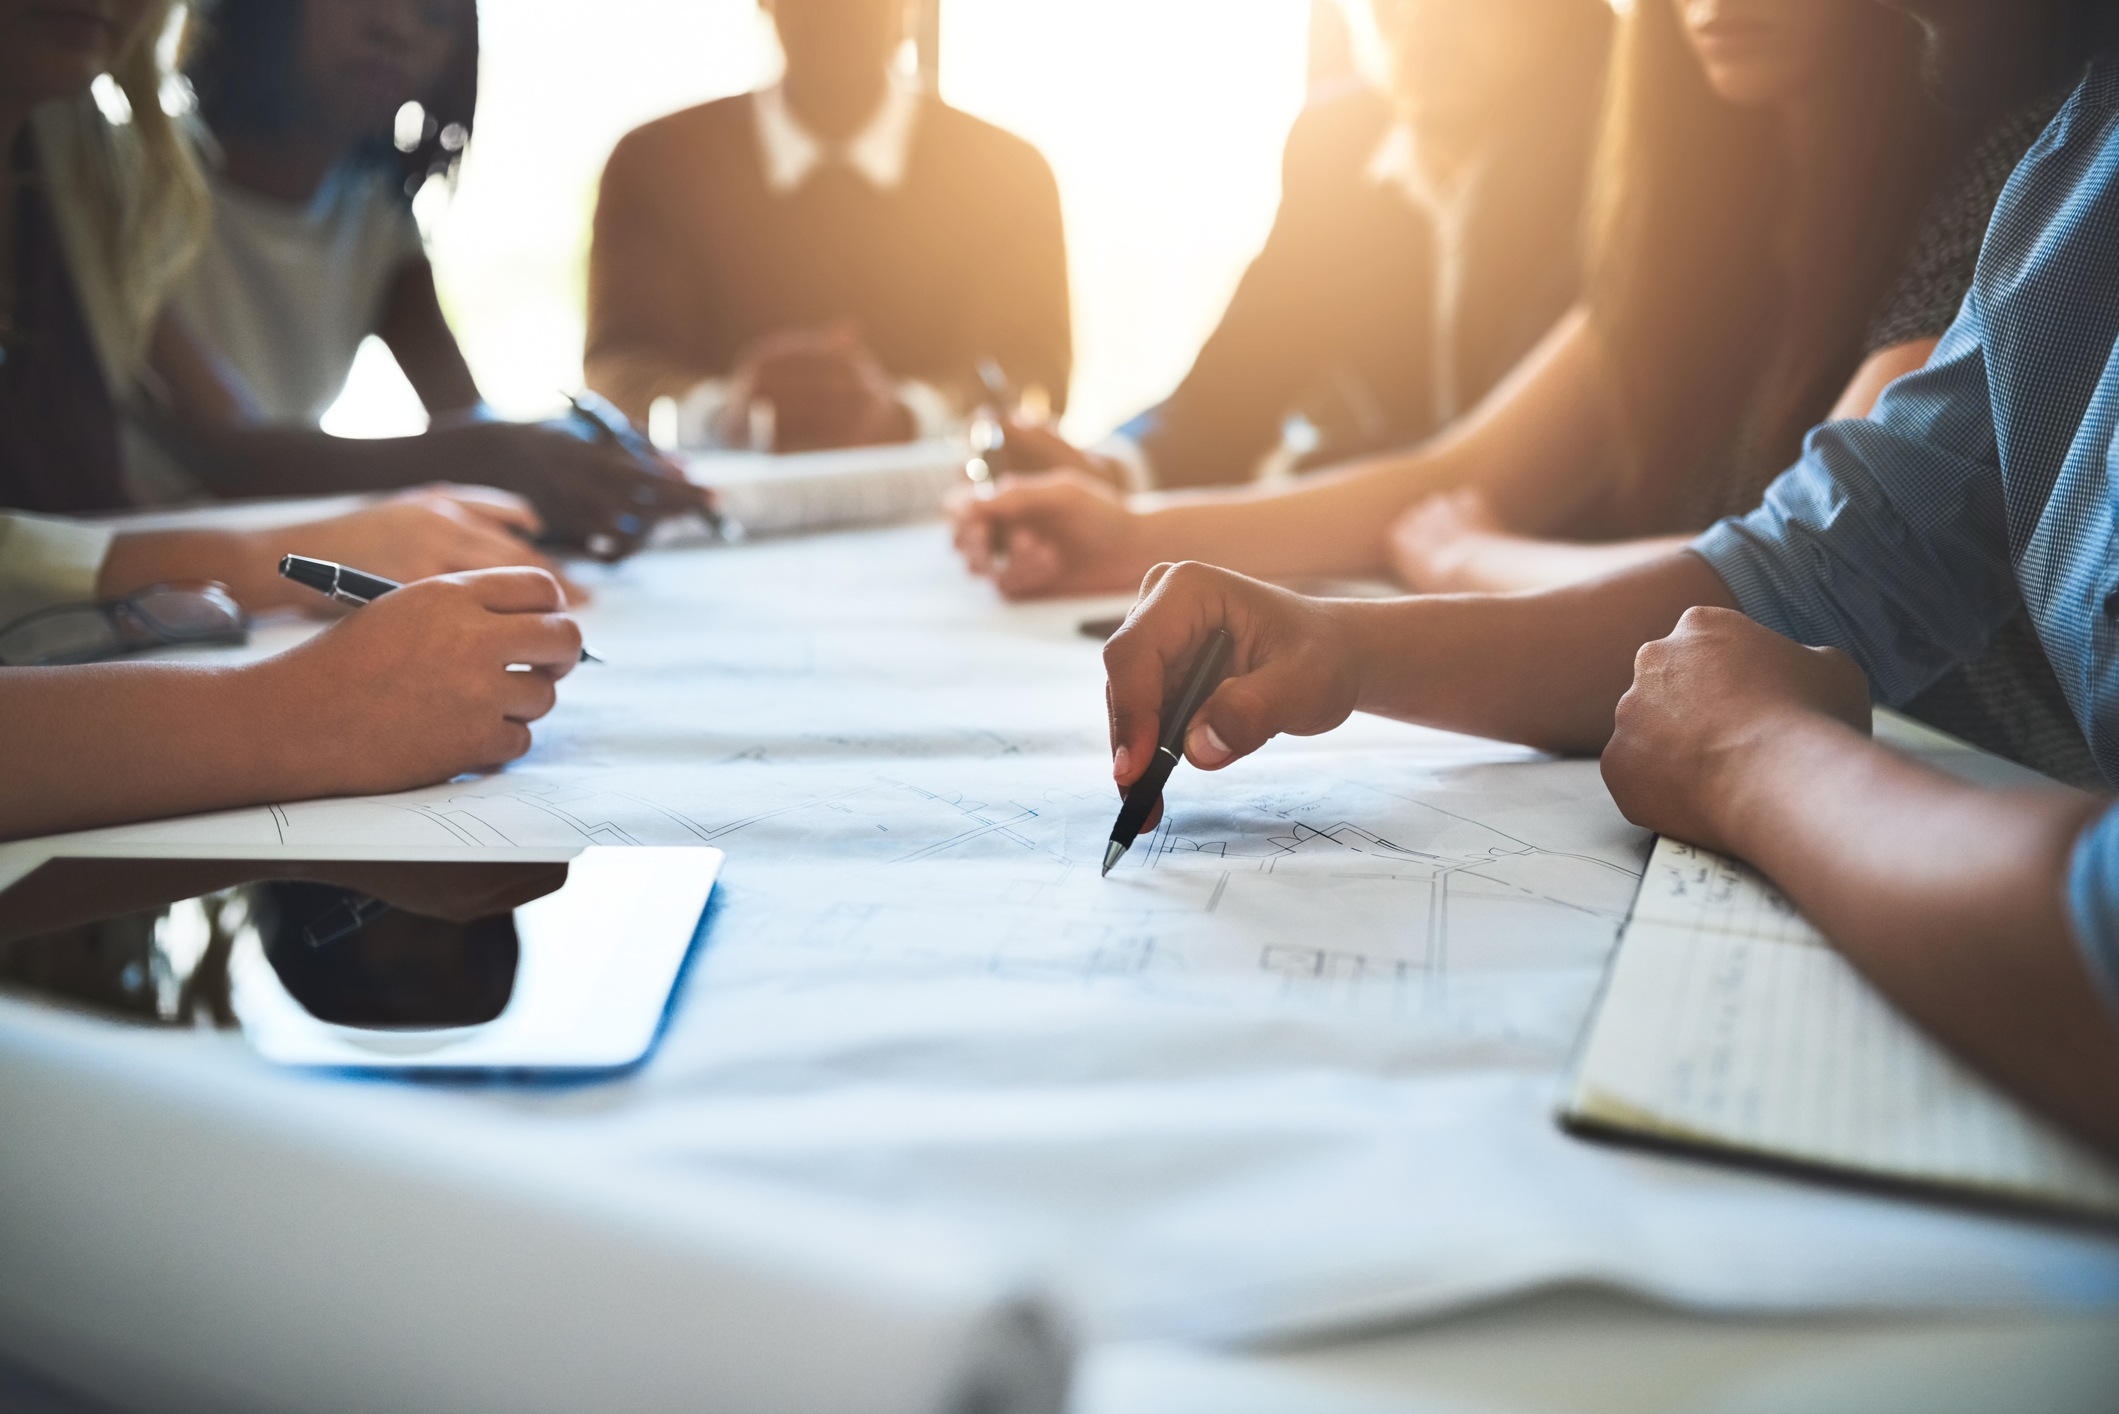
xmin=1110 ymin=745 xmax=1181 ymax=850
xmin=1102 ymin=629 xmax=1237 ymax=872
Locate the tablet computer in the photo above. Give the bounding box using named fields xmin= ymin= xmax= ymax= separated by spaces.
xmin=0 ymin=846 xmax=722 ymax=1075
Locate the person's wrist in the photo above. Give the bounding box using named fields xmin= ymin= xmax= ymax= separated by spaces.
xmin=221 ymin=529 xmax=300 ymax=613
xmin=1129 ymin=501 xmax=1190 ymax=569
xmin=1708 ymin=703 xmax=1845 ymax=861
xmin=1339 ymin=598 xmax=1404 ymax=715
xmin=199 ymin=657 xmax=324 ymax=804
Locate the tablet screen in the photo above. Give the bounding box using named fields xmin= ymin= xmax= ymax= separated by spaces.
xmin=0 ymin=847 xmax=721 ymax=1072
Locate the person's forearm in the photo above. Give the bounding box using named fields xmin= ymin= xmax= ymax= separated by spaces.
xmin=1136 ymin=445 xmax=1469 ymax=579
xmin=1348 ymin=551 xmax=1735 ymax=753
xmin=0 ymin=665 xmax=321 ymax=840
xmin=99 ymin=529 xmax=305 ymax=612
xmin=1131 ymin=314 xmax=1618 ymax=581
xmin=149 ymin=416 xmax=459 ymax=499
xmin=1447 ymin=533 xmax=1698 ymax=595
xmin=376 ymin=261 xmax=483 ymax=417
xmin=1717 ymin=717 xmax=2119 ymax=1155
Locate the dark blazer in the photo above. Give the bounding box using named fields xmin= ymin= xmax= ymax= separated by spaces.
xmin=1122 ymin=82 xmax=1599 ymax=489
xmin=586 ymin=93 xmax=1071 ymax=421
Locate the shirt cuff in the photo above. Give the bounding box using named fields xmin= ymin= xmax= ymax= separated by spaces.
xmin=1689 ymin=517 xmax=1787 ymax=629
xmin=1091 ymin=432 xmax=1156 ymax=494
xmin=0 ymin=512 xmax=114 ymax=627
xmin=2066 ymin=804 xmax=2119 ymax=1015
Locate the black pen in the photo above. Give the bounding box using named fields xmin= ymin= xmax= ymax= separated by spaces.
xmin=278 ymin=554 xmax=603 ymax=664
xmin=1102 ymin=628 xmax=1236 ymax=877
xmin=966 ymin=359 xmax=1014 ymax=564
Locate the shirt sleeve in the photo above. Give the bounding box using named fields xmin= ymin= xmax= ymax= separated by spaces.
xmin=2068 ymin=805 xmax=2119 ymax=1012
xmin=1692 ymin=314 xmax=2020 ymax=707
xmin=0 ymin=512 xmax=114 ymax=627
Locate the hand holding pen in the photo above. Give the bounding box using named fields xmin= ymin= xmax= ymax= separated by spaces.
xmin=559 ymin=390 xmax=737 ymax=551
xmin=1101 ymin=563 xmax=1377 ymax=868
xmin=281 ymin=555 xmax=603 ymax=663
xmin=242 ymin=566 xmax=582 ymax=796
xmin=1102 ymin=626 xmax=1235 ymax=874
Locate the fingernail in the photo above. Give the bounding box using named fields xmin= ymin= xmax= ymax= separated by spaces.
xmin=1112 ymin=745 xmax=1132 ymax=780
xmin=1187 ymin=722 xmax=1232 ymax=768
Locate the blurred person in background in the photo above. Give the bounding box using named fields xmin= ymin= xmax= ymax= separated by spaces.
xmin=1 ymin=0 xmax=583 ymax=843
xmin=585 ymin=0 xmax=1071 ymax=453
xmin=952 ymin=1 xmax=1963 ymax=601
xmin=3 ymin=0 xmax=589 ymax=604
xmin=1011 ymin=0 xmax=1614 ymax=494
xmin=1385 ymin=0 xmax=2112 ymax=784
xmin=140 ymin=0 xmax=705 ymax=558
xmin=1093 ymin=0 xmax=2119 ymax=1160
xmin=954 ymin=0 xmax=2111 ymax=781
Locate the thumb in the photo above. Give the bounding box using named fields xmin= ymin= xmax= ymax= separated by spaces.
xmin=1184 ymin=662 xmax=1316 ymax=769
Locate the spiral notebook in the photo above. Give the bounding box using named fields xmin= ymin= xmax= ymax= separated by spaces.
xmin=1562 ymin=836 xmax=2119 ymax=1223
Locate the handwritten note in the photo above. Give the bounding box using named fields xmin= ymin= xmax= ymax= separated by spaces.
xmin=1568 ymin=837 xmax=2119 ymax=1218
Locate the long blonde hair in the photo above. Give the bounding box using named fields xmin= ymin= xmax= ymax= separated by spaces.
xmin=27 ymin=0 xmax=211 ymax=391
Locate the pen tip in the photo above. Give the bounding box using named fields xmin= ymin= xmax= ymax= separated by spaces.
xmin=1101 ymin=841 xmax=1126 ymax=877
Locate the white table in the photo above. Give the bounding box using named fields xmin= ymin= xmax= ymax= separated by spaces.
xmin=4 ymin=520 xmax=2115 ymax=1412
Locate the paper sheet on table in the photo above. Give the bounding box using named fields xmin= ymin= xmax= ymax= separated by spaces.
xmin=19 ymin=525 xmax=2119 ymax=1346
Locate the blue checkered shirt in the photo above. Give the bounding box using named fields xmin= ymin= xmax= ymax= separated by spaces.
xmin=1694 ymin=60 xmax=2119 ymax=1003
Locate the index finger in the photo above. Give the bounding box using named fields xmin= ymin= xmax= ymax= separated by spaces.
xmin=445 ymin=566 xmax=570 ymax=614
xmin=494 ymin=611 xmax=585 ymax=680
xmin=1101 ymin=562 xmax=1211 ymax=787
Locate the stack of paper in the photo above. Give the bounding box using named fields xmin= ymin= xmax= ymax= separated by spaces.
xmin=680 ymin=438 xmax=969 ymax=537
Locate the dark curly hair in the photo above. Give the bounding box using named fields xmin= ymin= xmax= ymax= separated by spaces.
xmin=186 ymin=0 xmax=480 ymax=200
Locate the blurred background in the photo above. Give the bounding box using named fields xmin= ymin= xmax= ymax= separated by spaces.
xmin=324 ymin=0 xmax=1368 ymax=444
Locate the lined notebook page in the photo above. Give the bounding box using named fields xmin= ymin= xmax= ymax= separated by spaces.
xmin=1567 ymin=838 xmax=2119 ymax=1218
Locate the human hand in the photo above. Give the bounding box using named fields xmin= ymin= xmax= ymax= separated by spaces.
xmin=947 ymin=469 xmax=1149 ymax=599
xmin=720 ymin=322 xmax=915 ymax=452
xmin=428 ymin=421 xmax=709 ymax=560
xmin=246 ymin=568 xmax=582 ymax=798
xmin=997 ymin=417 xmax=1129 ymax=490
xmin=1102 ymin=562 xmax=1371 ymax=829
xmin=1603 ymin=606 xmax=1871 ymax=854
xmin=258 ymin=486 xmax=588 ymax=610
xmin=1385 ymin=488 xmax=1508 ymax=592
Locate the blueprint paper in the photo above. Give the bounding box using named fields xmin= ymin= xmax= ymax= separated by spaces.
xmin=20 ymin=524 xmax=2119 ymax=1342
